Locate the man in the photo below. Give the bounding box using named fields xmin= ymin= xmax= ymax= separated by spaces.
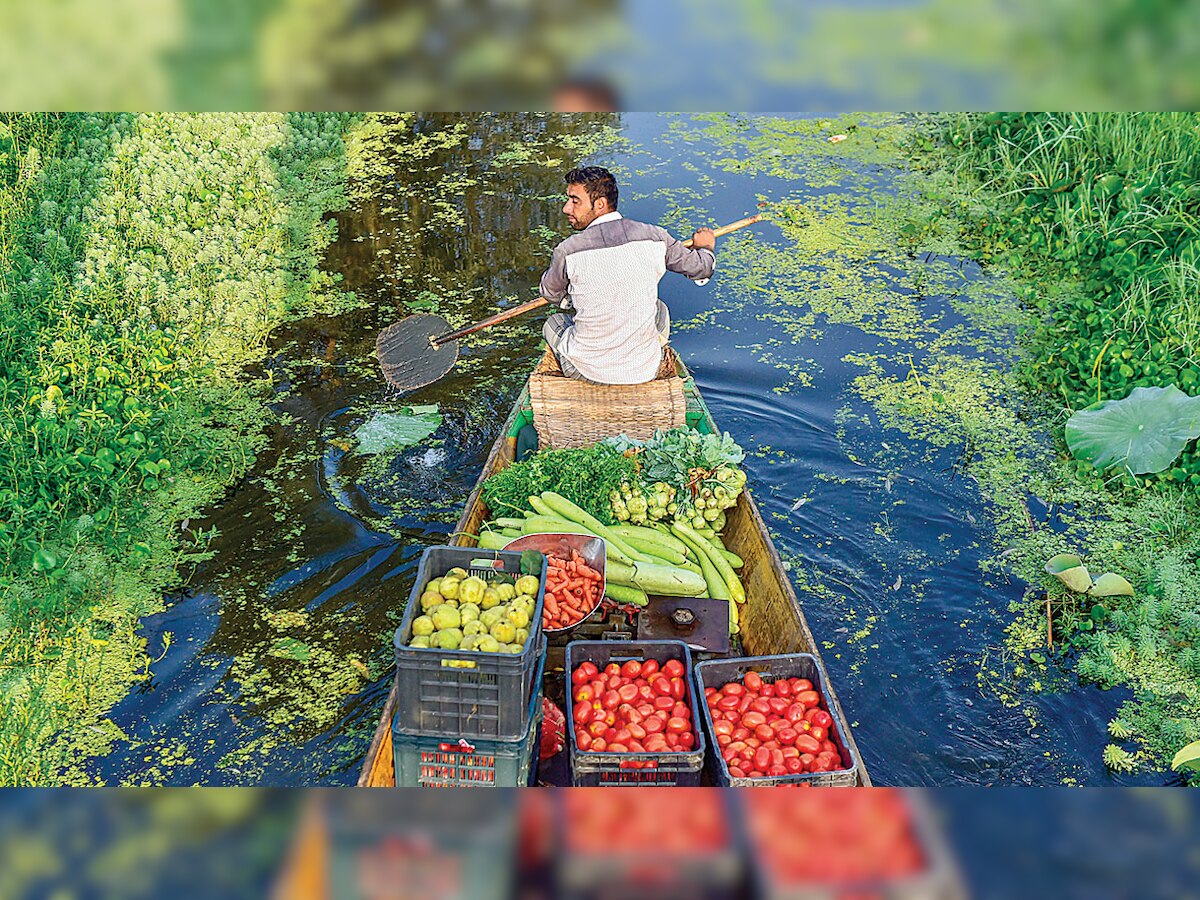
xmin=539 ymin=166 xmax=716 ymax=385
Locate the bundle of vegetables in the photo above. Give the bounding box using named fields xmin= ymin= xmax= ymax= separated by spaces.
xmin=604 ymin=428 xmax=748 ymax=532
xmin=481 ymin=444 xmax=639 ymax=525
xmin=476 ymin=490 xmax=747 ymax=634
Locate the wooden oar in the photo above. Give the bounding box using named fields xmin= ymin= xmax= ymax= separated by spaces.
xmin=376 ymin=214 xmax=762 ymax=390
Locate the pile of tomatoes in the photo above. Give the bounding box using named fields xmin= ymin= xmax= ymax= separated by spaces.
xmin=703 ymin=670 xmax=845 ymax=780
xmin=569 ymin=658 xmax=697 ymax=757
xmin=543 ymin=551 xmax=603 ymax=631
xmin=743 ymin=788 xmax=926 ymax=885
xmin=563 ymin=788 xmax=728 ymax=855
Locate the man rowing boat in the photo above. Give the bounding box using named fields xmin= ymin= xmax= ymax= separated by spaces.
xmin=539 ymin=166 xmax=717 ymax=385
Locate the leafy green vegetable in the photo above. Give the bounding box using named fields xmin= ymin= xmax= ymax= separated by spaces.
xmin=354 ymin=407 xmax=442 ymax=454
xmin=481 ymin=445 xmax=639 ymax=523
xmin=519 ymin=550 xmax=543 ymax=576
xmin=606 ymin=427 xmax=745 ymax=493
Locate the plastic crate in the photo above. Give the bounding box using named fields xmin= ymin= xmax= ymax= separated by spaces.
xmin=555 ymin=789 xmax=744 ymax=899
xmin=394 ymin=545 xmax=548 ymax=740
xmin=323 ymin=791 xmax=517 ymax=900
xmin=742 ymin=788 xmax=967 ymax=900
xmin=393 ymin=642 xmax=546 ymax=787
xmin=694 ymin=654 xmax=858 ymax=787
xmin=566 ymin=640 xmax=705 ymax=787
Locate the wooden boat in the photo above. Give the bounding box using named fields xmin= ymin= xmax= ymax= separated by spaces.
xmin=358 ymin=357 xmax=871 ymax=786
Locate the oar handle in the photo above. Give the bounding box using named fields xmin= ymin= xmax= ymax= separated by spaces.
xmin=430 ymin=296 xmax=550 ymax=347
xmin=429 ymin=213 xmax=763 ymax=347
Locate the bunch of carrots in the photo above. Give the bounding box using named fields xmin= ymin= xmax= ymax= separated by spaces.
xmin=543 ymin=549 xmax=604 ymax=630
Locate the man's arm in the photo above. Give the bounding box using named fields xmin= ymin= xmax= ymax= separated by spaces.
xmin=539 ymin=245 xmax=572 ymax=309
xmin=662 ymin=227 xmax=716 ymax=283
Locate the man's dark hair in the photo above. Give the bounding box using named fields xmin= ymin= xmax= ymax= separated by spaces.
xmin=565 ymin=166 xmax=618 ymax=211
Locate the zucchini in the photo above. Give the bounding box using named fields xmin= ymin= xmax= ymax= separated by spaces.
xmin=518 ymin=515 xmax=634 ymax=565
xmin=615 ymin=533 xmax=689 ymax=566
xmin=720 ymin=548 xmax=744 ymax=568
xmin=675 ymin=521 xmax=744 ymax=604
xmin=475 ymin=531 xmax=510 ymax=550
xmin=528 ymin=495 xmax=556 ymax=518
xmin=608 ymin=558 xmax=706 ymax=597
xmin=539 ymin=491 xmax=650 ymax=563
xmin=603 ymin=583 xmax=648 ymax=607
xmin=671 ymin=525 xmax=730 ymax=601
xmin=614 ymin=524 xmax=692 ymax=557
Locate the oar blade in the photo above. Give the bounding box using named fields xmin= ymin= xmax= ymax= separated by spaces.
xmin=376 ymin=314 xmax=459 ymax=391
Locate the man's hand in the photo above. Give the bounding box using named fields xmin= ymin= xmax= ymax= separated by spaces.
xmin=691 ymin=227 xmax=715 ymax=251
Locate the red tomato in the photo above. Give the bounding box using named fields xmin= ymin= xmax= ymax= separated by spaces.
xmin=777 ymin=728 xmax=798 ymax=746
xmin=731 ymin=727 xmax=750 ymax=742
xmin=679 ymin=732 xmax=695 ymax=750
xmin=743 ymin=672 xmax=763 ymax=692
xmin=666 ymin=732 xmax=679 ymax=749
xmin=717 ymin=733 xmax=732 ymax=748
xmin=602 ymin=690 xmax=620 ymax=710
xmin=754 ymin=747 xmax=771 ymax=770
xmin=722 ymin=683 xmax=745 ymax=696
xmin=751 ymin=698 xmax=773 ymax=715
xmin=808 ymin=725 xmax=828 ymax=743
xmin=578 ymin=662 xmax=598 ymax=679
xmin=770 ymin=748 xmax=784 ymax=767
xmin=806 ymin=709 xmax=833 ymax=728
xmin=604 ymin=663 xmax=621 ymax=677
xmin=754 ymin=724 xmax=775 ymax=742
xmin=781 ymin=746 xmax=800 ymax=759
xmin=645 ymin=735 xmax=668 ymax=752
xmin=637 ymin=703 xmax=654 ymax=718
xmin=589 ymin=721 xmax=607 ymax=738
xmin=785 ymin=704 xmax=807 ymax=724
xmin=670 ymin=678 xmax=686 ymax=700
xmin=820 ymin=740 xmax=837 ymax=756
xmin=738 ymin=695 xmax=754 ymax=715
xmin=607 ymin=674 xmax=623 ymax=691
xmin=628 ymin=741 xmax=646 ymax=753
xmin=608 ymin=742 xmax=629 ymax=753
xmin=704 ymin=687 xmax=718 ymax=702
xmin=628 ymin=722 xmax=647 ymax=741
xmin=591 ymin=737 xmax=606 ymax=752
xmin=571 ymin=667 xmax=591 ymax=686
xmin=572 ymin=704 xmax=591 ymax=725
xmin=643 ymin=715 xmax=665 ymax=734
xmin=621 ymin=660 xmax=642 ymax=680
xmin=663 ymin=659 xmax=685 ymax=679
xmin=574 ymin=685 xmax=594 ymax=704
xmin=638 ymin=684 xmax=654 ymax=702
xmin=671 ymin=702 xmax=691 ymax=721
xmin=760 ymin=683 xmax=775 ymax=698
xmin=785 ymin=757 xmax=802 ymax=773
xmin=618 ymin=683 xmax=639 ymax=703
xmin=742 ymin=711 xmax=767 ymax=729
xmin=666 ymin=716 xmax=689 ymax=734
xmin=768 ymin=764 xmax=788 ymax=777
xmin=791 ymin=678 xmax=813 ymax=692
xmin=799 ymin=753 xmax=815 ymax=769
xmin=729 ymin=766 xmax=746 ymax=778
xmin=613 ymin=727 xmax=632 ymax=745
xmin=641 ymin=659 xmax=659 ymax=678
xmin=654 ymin=696 xmax=675 ymax=712
xmin=795 ymin=690 xmax=821 ymax=708
xmin=768 ymin=698 xmax=790 ymax=714
xmin=794 ymin=734 xmax=821 ymax=754
xmin=775 ymin=679 xmax=792 ymax=697
xmin=718 ymin=694 xmax=740 ymax=710
xmin=576 ymin=730 xmax=591 ymax=750
xmin=652 ymin=677 xmax=673 ymax=697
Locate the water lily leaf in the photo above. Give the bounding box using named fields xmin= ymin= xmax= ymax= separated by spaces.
xmin=1088 ymin=573 xmax=1134 ymax=597
xmin=1172 ymin=740 xmax=1200 ymax=772
xmin=1065 ymin=385 xmax=1200 ymax=475
xmin=354 ymin=407 xmax=442 ymax=454
xmin=1046 ymin=554 xmax=1092 ymax=593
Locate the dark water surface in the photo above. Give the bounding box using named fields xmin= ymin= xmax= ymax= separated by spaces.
xmin=84 ymin=113 xmax=1156 ymax=786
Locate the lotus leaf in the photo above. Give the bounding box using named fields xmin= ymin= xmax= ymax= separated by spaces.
xmin=1088 ymin=573 xmax=1135 ymax=597
xmin=1172 ymin=740 xmax=1200 ymax=772
xmin=1065 ymin=385 xmax=1200 ymax=475
xmin=1045 ymin=553 xmax=1092 ymax=593
xmin=354 ymin=406 xmax=442 ymax=454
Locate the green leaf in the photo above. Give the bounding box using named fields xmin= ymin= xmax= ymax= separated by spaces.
xmin=1065 ymin=385 xmax=1200 ymax=475
xmin=354 ymin=407 xmax=442 ymax=454
xmin=1172 ymin=740 xmax=1200 ymax=772
xmin=520 ymin=549 xmax=543 ymax=576
xmin=1046 ymin=553 xmax=1092 ymax=593
xmin=1088 ymin=573 xmax=1134 ymax=597
xmin=32 ymin=548 xmax=59 ymax=572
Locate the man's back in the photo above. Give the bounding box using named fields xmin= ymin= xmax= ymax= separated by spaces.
xmin=540 ymin=212 xmax=714 ymax=384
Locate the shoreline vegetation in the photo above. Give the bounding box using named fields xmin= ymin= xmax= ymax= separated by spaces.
xmin=2 ymin=112 xmax=1196 ymax=785
xmin=0 ymin=113 xmax=358 ymax=784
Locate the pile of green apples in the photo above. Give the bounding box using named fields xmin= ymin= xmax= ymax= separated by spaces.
xmin=408 ymin=565 xmax=541 ymax=655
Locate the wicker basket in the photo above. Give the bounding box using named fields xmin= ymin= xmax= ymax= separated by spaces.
xmin=529 ymin=347 xmax=686 ymax=449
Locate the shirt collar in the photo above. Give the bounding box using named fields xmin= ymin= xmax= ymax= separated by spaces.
xmin=586 ymin=211 xmax=622 ymax=228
